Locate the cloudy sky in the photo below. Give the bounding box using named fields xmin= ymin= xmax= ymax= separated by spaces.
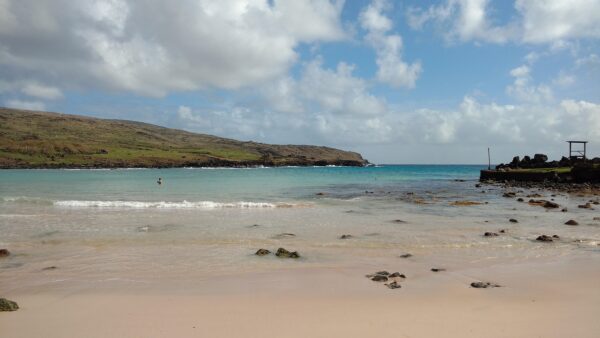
xmin=1 ymin=0 xmax=600 ymax=164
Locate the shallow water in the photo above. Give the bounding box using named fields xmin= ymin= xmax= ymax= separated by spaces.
xmin=1 ymin=166 xmax=599 ymax=292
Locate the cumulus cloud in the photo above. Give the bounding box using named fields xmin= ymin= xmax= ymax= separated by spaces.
xmin=4 ymin=99 xmax=45 ymax=111
xmin=360 ymin=0 xmax=421 ymax=88
xmin=506 ymin=65 xmax=553 ymax=103
xmin=21 ymin=83 xmax=63 ymax=100
xmin=0 ymin=0 xmax=346 ymax=97
xmin=407 ymin=0 xmax=600 ymax=44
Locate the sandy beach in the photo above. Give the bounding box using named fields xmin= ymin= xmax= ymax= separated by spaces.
xmin=2 ymin=254 xmax=599 ymax=338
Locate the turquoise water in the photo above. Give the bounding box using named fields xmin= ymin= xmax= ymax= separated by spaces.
xmin=0 ymin=165 xmax=485 ymax=205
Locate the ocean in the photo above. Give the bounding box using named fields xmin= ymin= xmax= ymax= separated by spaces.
xmin=1 ymin=165 xmax=597 ymax=292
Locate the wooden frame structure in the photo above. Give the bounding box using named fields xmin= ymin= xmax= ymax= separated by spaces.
xmin=567 ymin=141 xmax=587 ymax=160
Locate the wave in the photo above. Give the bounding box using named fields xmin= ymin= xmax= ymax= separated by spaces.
xmin=52 ymin=200 xmax=300 ymax=209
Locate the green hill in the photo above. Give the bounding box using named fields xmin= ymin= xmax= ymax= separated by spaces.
xmin=0 ymin=108 xmax=367 ymax=168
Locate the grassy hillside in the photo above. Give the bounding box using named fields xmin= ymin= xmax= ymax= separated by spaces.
xmin=0 ymin=108 xmax=367 ymax=168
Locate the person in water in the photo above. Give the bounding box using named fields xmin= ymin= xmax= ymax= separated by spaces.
xmin=157 ymin=177 xmax=162 ymax=185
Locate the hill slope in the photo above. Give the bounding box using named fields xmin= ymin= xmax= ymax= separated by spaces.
xmin=0 ymin=108 xmax=367 ymax=168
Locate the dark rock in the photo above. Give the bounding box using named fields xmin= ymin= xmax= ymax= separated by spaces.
xmin=399 ymin=253 xmax=413 ymax=258
xmin=315 ymin=192 xmax=326 ymax=196
xmin=536 ymin=235 xmax=554 ymax=242
xmin=392 ymin=219 xmax=406 ymax=223
xmin=470 ymin=281 xmax=501 ymax=289
xmin=499 ymin=229 xmax=506 ymax=233
xmin=385 ymin=281 xmax=401 ymax=289
xmin=503 ymin=192 xmax=516 ymax=198
xmin=0 ymin=298 xmax=19 ymax=311
xmin=594 ymin=217 xmax=600 ymax=221
xmin=511 ymin=156 xmax=520 ymax=165
xmin=275 ymin=247 xmax=300 ymax=258
xmin=509 ymin=218 xmax=518 ymax=223
xmin=578 ymin=203 xmax=592 ymax=209
xmin=255 ymin=248 xmax=271 ymax=256
xmin=389 ymin=272 xmax=406 ymax=278
xmin=431 ymin=268 xmax=446 ymax=272
xmin=371 ymin=275 xmax=388 ymax=282
xmin=376 ymin=271 xmax=390 ymax=276
xmin=517 ymin=198 xmax=524 ymax=202
xmin=561 ymin=208 xmax=568 ymax=212
xmin=42 ymin=266 xmax=57 ymax=270
xmin=339 ymin=234 xmax=353 ymax=239
xmin=475 ymin=184 xmax=482 ymax=188
xmin=484 ymin=232 xmax=499 ymax=237
xmin=543 ymin=201 xmax=560 ymax=208
xmin=0 ymin=249 xmax=9 ymax=257
xmin=565 ymin=220 xmax=579 ymax=226
xmin=533 ymin=154 xmax=548 ymax=163
xmin=552 ymin=235 xmax=560 ymax=239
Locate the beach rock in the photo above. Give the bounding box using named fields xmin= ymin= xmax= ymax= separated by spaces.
xmin=503 ymin=192 xmax=516 ymax=198
xmin=385 ymin=281 xmax=401 ymax=289
xmin=536 ymin=235 xmax=554 ymax=242
xmin=0 ymin=298 xmax=19 ymax=311
xmin=339 ymin=234 xmax=353 ymax=239
xmin=561 ymin=208 xmax=568 ymax=212
xmin=578 ymin=203 xmax=592 ymax=209
xmin=517 ymin=198 xmax=524 ymax=202
xmin=371 ymin=275 xmax=388 ymax=282
xmin=275 ymin=248 xmax=300 ymax=258
xmin=509 ymin=218 xmax=518 ymax=223
xmin=399 ymin=253 xmax=413 ymax=258
xmin=594 ymin=217 xmax=600 ymax=221
xmin=484 ymin=232 xmax=499 ymax=237
xmin=565 ymin=220 xmax=579 ymax=226
xmin=315 ymin=192 xmax=326 ymax=196
xmin=42 ymin=266 xmax=57 ymax=270
xmin=543 ymin=201 xmax=560 ymax=208
xmin=0 ymin=249 xmax=9 ymax=257
xmin=255 ymin=249 xmax=271 ymax=256
xmin=389 ymin=272 xmax=406 ymax=278
xmin=499 ymin=229 xmax=506 ymax=233
xmin=392 ymin=219 xmax=406 ymax=223
xmin=376 ymin=271 xmax=390 ymax=276
xmin=271 ymin=233 xmax=296 ymax=239
xmin=471 ymin=282 xmax=501 ymax=289
xmin=431 ymin=268 xmax=446 ymax=272
xmin=475 ymin=184 xmax=482 ymax=188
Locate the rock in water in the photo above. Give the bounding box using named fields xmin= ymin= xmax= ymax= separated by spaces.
xmin=543 ymin=201 xmax=560 ymax=209
xmin=0 ymin=249 xmax=9 ymax=257
xmin=484 ymin=232 xmax=499 ymax=237
xmin=578 ymin=203 xmax=592 ymax=209
xmin=399 ymin=253 xmax=413 ymax=258
xmin=0 ymin=298 xmax=19 ymax=311
xmin=431 ymin=268 xmax=446 ymax=272
xmin=565 ymin=220 xmax=579 ymax=226
xmin=271 ymin=233 xmax=296 ymax=239
xmin=536 ymin=235 xmax=555 ymax=242
xmin=471 ymin=282 xmax=501 ymax=289
xmin=509 ymin=219 xmax=518 ymax=223
xmin=339 ymin=234 xmax=353 ymax=239
xmin=255 ymin=249 xmax=271 ymax=256
xmin=275 ymin=248 xmax=300 ymax=258
xmin=385 ymin=281 xmax=401 ymax=289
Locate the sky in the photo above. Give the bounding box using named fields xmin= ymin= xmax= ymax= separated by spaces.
xmin=1 ymin=0 xmax=600 ymax=164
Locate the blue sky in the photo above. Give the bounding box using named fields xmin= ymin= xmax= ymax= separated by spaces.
xmin=1 ymin=0 xmax=600 ymax=163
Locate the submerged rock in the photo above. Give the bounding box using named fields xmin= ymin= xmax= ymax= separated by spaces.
xmin=255 ymin=249 xmax=271 ymax=256
xmin=536 ymin=235 xmax=555 ymax=242
xmin=42 ymin=266 xmax=57 ymax=270
xmin=0 ymin=249 xmax=9 ymax=258
xmin=565 ymin=220 xmax=579 ymax=226
xmin=509 ymin=218 xmax=518 ymax=223
xmin=339 ymin=234 xmax=353 ymax=239
xmin=484 ymin=232 xmax=499 ymax=237
xmin=271 ymin=233 xmax=296 ymax=239
xmin=578 ymin=203 xmax=592 ymax=209
xmin=275 ymin=248 xmax=300 ymax=258
xmin=399 ymin=253 xmax=413 ymax=258
xmin=431 ymin=268 xmax=446 ymax=272
xmin=471 ymin=281 xmax=501 ymax=289
xmin=0 ymin=298 xmax=19 ymax=311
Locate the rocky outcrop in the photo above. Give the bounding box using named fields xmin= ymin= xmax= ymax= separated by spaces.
xmin=0 ymin=298 xmax=19 ymax=311
xmin=275 ymin=248 xmax=300 ymax=258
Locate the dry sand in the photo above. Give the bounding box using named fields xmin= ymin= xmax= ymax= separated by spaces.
xmin=1 ymin=255 xmax=599 ymax=338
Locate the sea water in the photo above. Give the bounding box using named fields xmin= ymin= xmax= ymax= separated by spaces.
xmin=1 ymin=165 xmax=598 ymax=292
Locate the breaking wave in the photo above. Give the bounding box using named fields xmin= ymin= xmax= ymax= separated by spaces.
xmin=52 ymin=200 xmax=299 ymax=209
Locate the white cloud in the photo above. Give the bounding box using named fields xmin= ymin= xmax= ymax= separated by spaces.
xmin=21 ymin=83 xmax=63 ymax=100
xmin=552 ymin=72 xmax=576 ymax=87
xmin=5 ymin=99 xmax=46 ymax=111
xmin=360 ymin=0 xmax=421 ymax=88
xmin=407 ymin=0 xmax=600 ymax=45
xmin=506 ymin=65 xmax=553 ymax=103
xmin=0 ymin=0 xmax=346 ymax=97
xmin=576 ymin=53 xmax=600 ymax=68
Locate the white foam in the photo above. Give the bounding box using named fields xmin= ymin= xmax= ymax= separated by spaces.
xmin=53 ymin=200 xmax=297 ymax=209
